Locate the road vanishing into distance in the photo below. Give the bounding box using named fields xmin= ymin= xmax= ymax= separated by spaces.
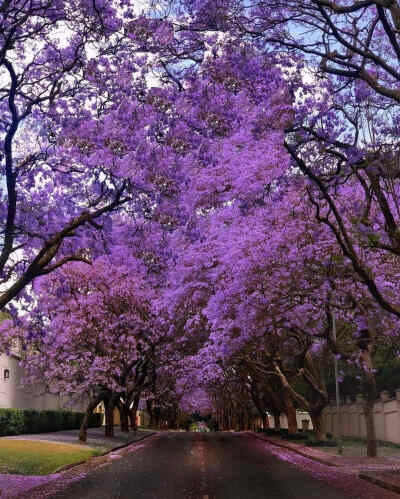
xmin=43 ymin=432 xmax=398 ymax=499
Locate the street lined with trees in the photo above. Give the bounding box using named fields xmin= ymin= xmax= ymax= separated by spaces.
xmin=2 ymin=0 xmax=400 ymax=469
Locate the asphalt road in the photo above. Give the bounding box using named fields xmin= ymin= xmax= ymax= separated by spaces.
xmin=47 ymin=432 xmax=396 ymax=499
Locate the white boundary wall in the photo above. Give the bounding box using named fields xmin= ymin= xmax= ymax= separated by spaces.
xmin=268 ymin=410 xmax=314 ymax=430
xmin=0 ymin=353 xmax=86 ymax=412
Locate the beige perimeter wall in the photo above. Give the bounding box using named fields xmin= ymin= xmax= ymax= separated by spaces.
xmin=323 ymin=390 xmax=400 ymax=444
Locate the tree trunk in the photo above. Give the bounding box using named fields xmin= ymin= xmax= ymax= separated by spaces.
xmin=79 ymin=397 xmax=101 ymax=443
xmin=363 ymin=399 xmax=377 ymax=458
xmin=283 ymin=394 xmax=298 ymax=434
xmin=104 ymin=396 xmax=115 ymax=438
xmin=120 ymin=403 xmax=130 ymax=433
xmin=128 ymin=408 xmax=136 ymax=431
xmin=146 ymin=399 xmax=154 ymax=428
xmin=130 ymin=392 xmax=140 ymax=433
xmin=232 ymin=413 xmax=237 ymax=431
xmin=223 ymin=412 xmax=228 ymax=430
xmin=302 ymin=347 xmax=329 ymax=441
xmin=245 ymin=411 xmax=251 ymax=431
xmin=262 ymin=413 xmax=269 ymax=430
xmin=272 ymin=410 xmax=281 ymax=429
xmin=363 ymin=401 xmax=377 ymax=457
xmin=362 ymin=369 xmax=377 ymax=457
xmin=250 ymin=382 xmax=268 ymax=431
xmin=238 ymin=413 xmax=244 ymax=431
xmin=310 ymin=409 xmax=326 ymax=441
xmin=154 ymin=407 xmax=162 ymax=430
xmin=286 ymin=407 xmax=298 ymax=434
xmin=360 ymin=334 xmax=377 ymax=458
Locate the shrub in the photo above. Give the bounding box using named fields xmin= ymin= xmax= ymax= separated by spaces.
xmin=306 ymin=439 xmax=338 ymax=447
xmin=266 ymin=428 xmax=286 ymax=435
xmin=73 ymin=412 xmax=82 ymax=429
xmin=88 ymin=413 xmax=102 ymax=428
xmin=43 ymin=411 xmax=56 ymax=432
xmin=0 ymin=408 xmax=24 ymax=436
xmin=0 ymin=408 xmax=102 ymax=436
xmin=23 ymin=409 xmax=42 ymax=434
xmin=64 ymin=411 xmax=77 ymax=430
xmin=263 ymin=428 xmax=282 ymax=436
xmin=285 ymin=432 xmax=308 ymax=440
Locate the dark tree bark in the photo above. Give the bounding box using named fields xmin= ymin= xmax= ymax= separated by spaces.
xmin=286 ymin=407 xmax=298 ymax=434
xmin=272 ymin=410 xmax=281 ymax=429
xmin=283 ymin=392 xmax=298 ymax=434
xmin=130 ymin=392 xmax=141 ymax=433
xmin=359 ymin=332 xmax=377 ymax=458
xmin=363 ymin=393 xmax=377 ymax=458
xmin=104 ymin=395 xmax=115 ymax=438
xmin=245 ymin=411 xmax=251 ymax=431
xmin=121 ymin=407 xmax=130 ymax=432
xmin=79 ymin=395 xmax=103 ymax=443
xmin=249 ymin=380 xmax=269 ymax=430
xmin=129 ymin=408 xmax=137 ymax=431
xmin=310 ymin=408 xmax=326 ymax=441
xmin=116 ymin=399 xmax=130 ymax=433
xmin=146 ymin=399 xmax=154 ymax=428
xmin=239 ymin=412 xmax=244 ymax=431
xmin=301 ymin=348 xmax=329 ymax=441
xmin=154 ymin=407 xmax=162 ymax=430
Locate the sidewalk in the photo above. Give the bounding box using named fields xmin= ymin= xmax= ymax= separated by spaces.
xmin=248 ymin=432 xmax=400 ymax=494
xmin=0 ymin=428 xmax=157 ymax=498
xmin=2 ymin=426 xmax=155 ymax=451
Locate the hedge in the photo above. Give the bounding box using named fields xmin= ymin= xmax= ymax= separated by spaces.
xmin=0 ymin=408 xmax=102 ymax=436
xmin=261 ymin=428 xmax=290 ymax=437
xmin=306 ymin=439 xmax=338 ymax=447
xmin=258 ymin=428 xmax=310 ymax=440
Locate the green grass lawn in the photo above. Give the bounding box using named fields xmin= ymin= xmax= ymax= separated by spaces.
xmin=317 ymin=437 xmax=400 ymax=458
xmin=0 ymin=439 xmax=102 ymax=475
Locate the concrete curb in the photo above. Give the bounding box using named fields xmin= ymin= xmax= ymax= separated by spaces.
xmin=246 ymin=432 xmax=340 ymax=467
xmin=55 ymin=431 xmax=157 ymax=473
xmin=248 ymin=431 xmax=400 ymax=495
xmin=100 ymin=431 xmax=157 ymax=456
xmin=359 ymin=472 xmax=400 ymax=495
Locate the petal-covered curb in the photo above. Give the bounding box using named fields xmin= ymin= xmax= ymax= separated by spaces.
xmin=247 ymin=432 xmax=400 ymax=498
xmin=359 ymin=471 xmax=400 ymax=495
xmin=246 ymin=432 xmax=400 ymax=472
xmin=250 ymin=434 xmax=400 ymax=499
xmin=53 ymin=430 xmax=157 ymax=473
xmin=246 ymin=432 xmax=340 ymax=467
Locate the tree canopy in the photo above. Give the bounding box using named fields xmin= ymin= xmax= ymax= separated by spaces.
xmin=2 ymin=0 xmax=400 ymax=455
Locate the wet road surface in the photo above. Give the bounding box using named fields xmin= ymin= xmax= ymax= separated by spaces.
xmin=48 ymin=432 xmax=398 ymax=498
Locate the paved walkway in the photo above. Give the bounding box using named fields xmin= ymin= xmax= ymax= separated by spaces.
xmin=3 ymin=427 xmax=153 ymax=451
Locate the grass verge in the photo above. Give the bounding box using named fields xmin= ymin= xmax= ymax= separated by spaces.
xmin=0 ymin=439 xmax=102 ymax=475
xmin=342 ymin=436 xmax=400 ymax=449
